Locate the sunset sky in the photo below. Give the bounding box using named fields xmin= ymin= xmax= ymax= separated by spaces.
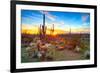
xmin=21 ymin=10 xmax=90 ymax=34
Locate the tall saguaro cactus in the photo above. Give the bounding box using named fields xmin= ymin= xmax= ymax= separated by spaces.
xmin=39 ymin=13 xmax=47 ymax=41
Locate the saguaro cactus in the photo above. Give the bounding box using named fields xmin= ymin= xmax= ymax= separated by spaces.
xmin=39 ymin=13 xmax=47 ymax=41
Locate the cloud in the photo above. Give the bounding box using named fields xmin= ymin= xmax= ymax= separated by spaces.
xmin=82 ymin=22 xmax=89 ymax=26
xmin=82 ymin=14 xmax=89 ymax=22
xmin=60 ymin=21 xmax=65 ymax=25
xmin=40 ymin=11 xmax=56 ymax=21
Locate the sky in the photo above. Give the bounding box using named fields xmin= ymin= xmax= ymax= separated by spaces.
xmin=21 ymin=9 xmax=90 ymax=34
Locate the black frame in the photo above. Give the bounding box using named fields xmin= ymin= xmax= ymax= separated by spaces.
xmin=10 ymin=1 xmax=97 ymax=73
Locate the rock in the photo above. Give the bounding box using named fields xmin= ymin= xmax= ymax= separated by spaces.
xmin=75 ymin=46 xmax=80 ymax=52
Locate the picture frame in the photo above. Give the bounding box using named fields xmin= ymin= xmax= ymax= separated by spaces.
xmin=11 ymin=1 xmax=97 ymax=73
